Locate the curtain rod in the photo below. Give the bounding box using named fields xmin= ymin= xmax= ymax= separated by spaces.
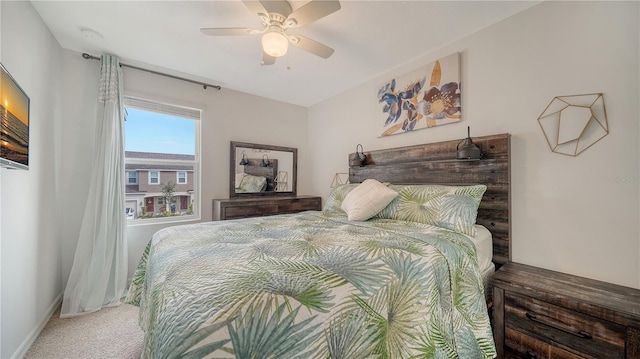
xmin=82 ymin=53 xmax=221 ymax=90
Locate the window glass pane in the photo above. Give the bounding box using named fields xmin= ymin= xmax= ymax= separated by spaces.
xmin=127 ymin=171 xmax=138 ymax=184
xmin=177 ymin=171 xmax=187 ymax=184
xmin=124 ymin=101 xmax=199 ymax=222
xmin=149 ymin=171 xmax=159 ymax=184
xmin=125 ymin=108 xmax=195 ymax=155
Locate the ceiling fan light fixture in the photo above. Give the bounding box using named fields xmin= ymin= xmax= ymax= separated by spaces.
xmin=201 ymin=0 xmax=342 ymax=63
xmin=262 ymin=30 xmax=288 ymax=57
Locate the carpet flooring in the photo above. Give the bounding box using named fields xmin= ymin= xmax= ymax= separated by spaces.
xmin=24 ymin=302 xmax=143 ymax=359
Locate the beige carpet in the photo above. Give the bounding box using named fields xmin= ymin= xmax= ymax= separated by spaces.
xmin=24 ymin=302 xmax=143 ymax=359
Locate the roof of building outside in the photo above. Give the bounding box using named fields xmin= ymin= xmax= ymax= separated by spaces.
xmin=125 ymin=151 xmax=195 ymax=171
xmin=125 ymin=151 xmax=195 ymax=161
xmin=125 ymin=164 xmax=194 ymax=171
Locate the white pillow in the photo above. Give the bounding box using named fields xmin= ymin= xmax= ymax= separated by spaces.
xmin=341 ymin=179 xmax=399 ymax=221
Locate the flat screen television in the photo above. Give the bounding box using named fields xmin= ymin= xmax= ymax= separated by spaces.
xmin=0 ymin=62 xmax=30 ymax=170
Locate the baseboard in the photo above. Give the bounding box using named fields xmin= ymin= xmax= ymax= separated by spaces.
xmin=12 ymin=292 xmax=62 ymax=359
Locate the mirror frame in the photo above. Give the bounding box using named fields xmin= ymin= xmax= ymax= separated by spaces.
xmin=230 ymin=141 xmax=297 ymax=198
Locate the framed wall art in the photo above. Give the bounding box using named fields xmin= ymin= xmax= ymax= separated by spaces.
xmin=0 ymin=63 xmax=30 ymax=170
xmin=377 ymin=52 xmax=461 ymax=137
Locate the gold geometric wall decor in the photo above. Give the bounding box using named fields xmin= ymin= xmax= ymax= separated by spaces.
xmin=275 ymin=171 xmax=288 ymax=191
xmin=330 ymin=173 xmax=350 ymax=188
xmin=537 ymin=93 xmax=608 ymax=156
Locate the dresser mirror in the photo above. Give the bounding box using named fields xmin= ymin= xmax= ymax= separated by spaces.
xmin=230 ymin=141 xmax=297 ymax=198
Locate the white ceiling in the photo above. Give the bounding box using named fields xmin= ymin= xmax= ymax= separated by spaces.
xmin=31 ymin=0 xmax=540 ymax=107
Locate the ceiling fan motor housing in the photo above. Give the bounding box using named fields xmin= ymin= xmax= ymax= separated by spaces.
xmin=266 ymin=13 xmax=287 ymax=27
xmin=260 ymin=1 xmax=293 ymax=19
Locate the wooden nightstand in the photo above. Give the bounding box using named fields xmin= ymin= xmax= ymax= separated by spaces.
xmin=493 ymin=262 xmax=640 ymax=359
xmin=212 ymin=196 xmax=321 ymax=221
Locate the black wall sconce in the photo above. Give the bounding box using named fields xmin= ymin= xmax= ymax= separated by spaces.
xmin=456 ymin=126 xmax=482 ymax=160
xmin=239 ymin=152 xmax=249 ymax=165
xmin=261 ymin=154 xmax=272 ymax=167
xmin=356 ymin=144 xmax=367 ymax=166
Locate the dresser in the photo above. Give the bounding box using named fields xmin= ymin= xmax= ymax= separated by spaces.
xmin=493 ymin=262 xmax=640 ymax=359
xmin=213 ymin=196 xmax=322 ymax=221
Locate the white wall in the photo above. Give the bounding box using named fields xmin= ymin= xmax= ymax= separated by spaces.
xmin=57 ymin=51 xmax=101 ymax=290
xmin=0 ymin=2 xmax=64 ymax=358
xmin=56 ymin=55 xmax=310 ymax=286
xmin=308 ymin=1 xmax=640 ymax=289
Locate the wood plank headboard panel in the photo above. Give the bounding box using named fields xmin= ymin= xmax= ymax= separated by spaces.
xmin=348 ymin=133 xmax=511 ymax=268
xmin=243 ymin=159 xmax=278 ymax=192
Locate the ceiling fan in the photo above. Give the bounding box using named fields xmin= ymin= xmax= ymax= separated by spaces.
xmin=201 ymin=0 xmax=341 ymax=65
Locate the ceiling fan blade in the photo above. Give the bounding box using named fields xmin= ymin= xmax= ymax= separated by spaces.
xmin=261 ymin=52 xmax=276 ymax=65
xmin=201 ymin=27 xmax=254 ymax=36
xmin=261 ymin=0 xmax=292 ymax=17
xmin=243 ymin=1 xmax=292 ymax=18
xmin=287 ymin=0 xmax=341 ymax=27
xmin=291 ymin=35 xmax=334 ymax=59
xmin=241 ymin=0 xmax=268 ymax=17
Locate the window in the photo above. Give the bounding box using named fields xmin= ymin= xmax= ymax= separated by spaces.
xmin=177 ymin=171 xmax=187 ymax=184
xmin=149 ymin=171 xmax=160 ymax=185
xmin=127 ymin=171 xmax=138 ymax=184
xmin=124 ymin=97 xmax=200 ymax=223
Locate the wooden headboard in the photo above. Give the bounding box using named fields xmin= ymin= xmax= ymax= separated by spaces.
xmin=348 ymin=133 xmax=511 ymax=268
xmin=243 ymin=159 xmax=278 ymax=192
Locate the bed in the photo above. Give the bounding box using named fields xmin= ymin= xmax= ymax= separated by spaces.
xmin=126 ymin=133 xmax=511 ymax=359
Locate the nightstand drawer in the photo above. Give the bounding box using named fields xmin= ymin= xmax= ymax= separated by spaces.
xmin=505 ymin=327 xmax=582 ymax=359
xmin=493 ymin=263 xmax=640 ymax=359
xmin=505 ymin=291 xmax=625 ymax=358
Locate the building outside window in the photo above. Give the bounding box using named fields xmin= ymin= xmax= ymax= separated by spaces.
xmin=124 ymin=97 xmax=200 ymax=222
xmin=177 ymin=171 xmax=187 ymax=184
xmin=127 ymin=171 xmax=138 ymax=184
xmin=149 ymin=171 xmax=160 ymax=184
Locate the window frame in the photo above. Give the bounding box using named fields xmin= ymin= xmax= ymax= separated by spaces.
xmin=177 ymin=171 xmax=187 ymax=184
xmin=127 ymin=171 xmax=138 ymax=185
xmin=124 ymin=96 xmax=202 ymax=225
xmin=148 ymin=171 xmax=160 ymax=185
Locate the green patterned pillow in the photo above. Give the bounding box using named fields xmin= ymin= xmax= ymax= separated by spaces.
xmin=375 ymin=184 xmax=487 ymax=236
xmin=238 ymin=174 xmax=267 ymax=192
xmin=323 ymin=184 xmax=359 ymax=212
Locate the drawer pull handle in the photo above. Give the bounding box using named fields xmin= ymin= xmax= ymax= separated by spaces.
xmin=526 ymin=312 xmax=592 ymax=339
xmin=526 ymin=351 xmax=537 ymax=359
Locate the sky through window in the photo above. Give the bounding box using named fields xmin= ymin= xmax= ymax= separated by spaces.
xmin=124 ymin=108 xmax=195 ymax=155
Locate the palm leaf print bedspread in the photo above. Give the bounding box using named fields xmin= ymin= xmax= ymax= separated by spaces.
xmin=126 ymin=211 xmax=496 ymax=359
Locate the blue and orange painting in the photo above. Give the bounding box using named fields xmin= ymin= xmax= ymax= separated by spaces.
xmin=1 ymin=63 xmax=29 ymax=169
xmin=378 ymin=53 xmax=461 ymax=137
